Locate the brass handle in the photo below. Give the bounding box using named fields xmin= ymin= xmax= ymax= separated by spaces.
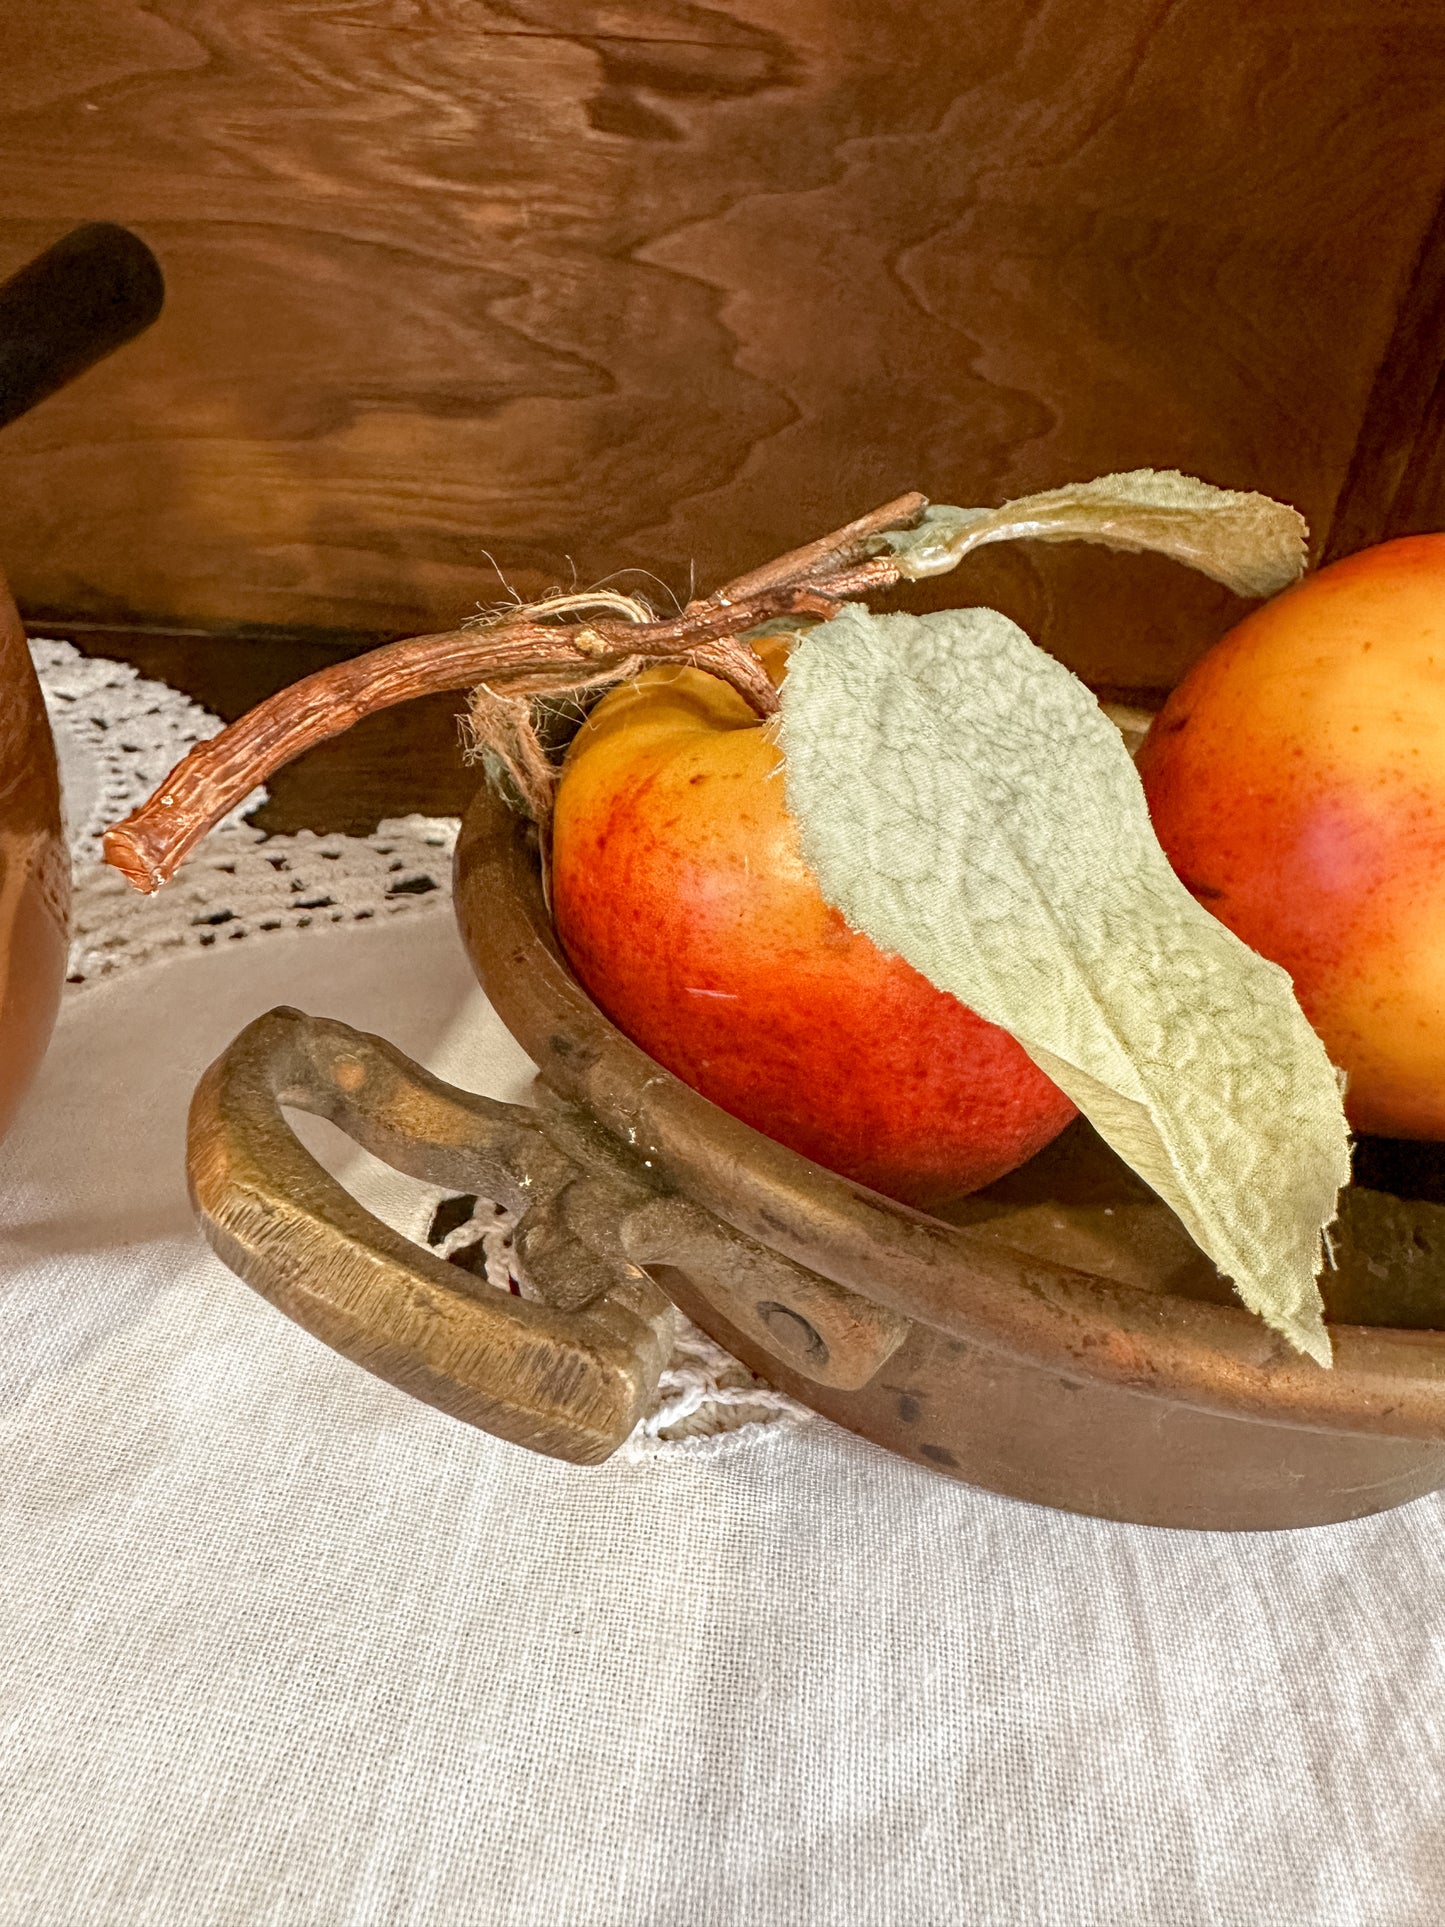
xmin=187 ymin=1006 xmax=678 ymax=1464
xmin=189 ymin=1006 xmax=911 ymax=1460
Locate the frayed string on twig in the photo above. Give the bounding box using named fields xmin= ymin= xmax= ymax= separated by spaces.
xmin=458 ymin=587 xmax=656 ymax=817
xmin=102 ymin=491 xmax=929 ymax=893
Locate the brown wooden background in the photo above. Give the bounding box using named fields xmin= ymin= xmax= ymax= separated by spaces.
xmin=3 ymin=0 xmax=1445 ymax=705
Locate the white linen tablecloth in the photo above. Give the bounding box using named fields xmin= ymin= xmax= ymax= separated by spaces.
xmin=2 ymin=912 xmax=1444 ymax=1926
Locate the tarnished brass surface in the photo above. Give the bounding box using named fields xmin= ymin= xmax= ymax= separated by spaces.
xmin=187 ymin=1007 xmax=907 ymax=1463
xmin=456 ymin=795 xmax=1445 ymax=1440
xmin=657 ymin=1267 xmax=1445 ymax=1531
xmin=447 ymin=783 xmax=1445 ymax=1529
xmin=0 ymin=573 xmax=68 ymax=1147
xmin=183 ymin=760 xmax=1445 ymax=1525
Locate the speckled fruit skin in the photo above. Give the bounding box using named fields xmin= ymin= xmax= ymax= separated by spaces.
xmin=549 ymin=641 xmax=1077 ymax=1211
xmin=1137 ymin=534 xmax=1445 ymax=1140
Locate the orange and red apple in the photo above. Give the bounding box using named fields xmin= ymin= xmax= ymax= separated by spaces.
xmin=1138 ymin=535 xmax=1445 ymax=1139
xmin=550 ymin=636 xmax=1076 ymax=1209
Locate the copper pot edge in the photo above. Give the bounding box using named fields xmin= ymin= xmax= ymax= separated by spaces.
xmin=452 ymin=782 xmax=1445 ymax=1445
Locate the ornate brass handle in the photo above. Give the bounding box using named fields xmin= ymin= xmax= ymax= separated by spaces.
xmin=187 ymin=1007 xmax=909 ymax=1463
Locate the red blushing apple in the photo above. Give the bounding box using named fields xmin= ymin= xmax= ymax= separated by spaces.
xmin=1137 ymin=534 xmax=1445 ymax=1139
xmin=549 ymin=639 xmax=1077 ymax=1210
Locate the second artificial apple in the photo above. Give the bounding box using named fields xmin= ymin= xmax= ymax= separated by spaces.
xmin=1138 ymin=534 xmax=1445 ymax=1140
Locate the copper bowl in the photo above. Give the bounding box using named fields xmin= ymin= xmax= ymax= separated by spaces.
xmin=0 ymin=572 xmax=68 ymax=1147
xmin=0 ymin=223 xmax=166 ymax=1144
xmin=189 ymin=770 xmax=1445 ymax=1531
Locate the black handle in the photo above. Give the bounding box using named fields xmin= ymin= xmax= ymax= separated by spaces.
xmin=0 ymin=223 xmax=164 ymax=432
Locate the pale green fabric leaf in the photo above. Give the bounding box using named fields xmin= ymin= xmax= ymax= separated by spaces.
xmin=884 ymin=469 xmax=1307 ymax=598
xmin=778 ymin=604 xmax=1351 ymax=1365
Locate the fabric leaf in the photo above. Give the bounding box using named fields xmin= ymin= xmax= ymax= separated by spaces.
xmin=883 ymin=469 xmax=1308 ymax=598
xmin=777 ymin=604 xmax=1350 ymax=1365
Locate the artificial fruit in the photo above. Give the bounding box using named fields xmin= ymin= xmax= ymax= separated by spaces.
xmin=549 ymin=636 xmax=1078 ymax=1209
xmin=1138 ymin=534 xmax=1445 ymax=1140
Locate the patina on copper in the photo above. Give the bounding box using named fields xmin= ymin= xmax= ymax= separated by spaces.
xmin=0 ymin=573 xmax=68 ymax=1146
xmin=453 ymin=787 xmax=1445 ymax=1529
xmin=186 ymin=768 xmax=1445 ymax=1530
xmin=187 ymin=1004 xmax=906 ymax=1461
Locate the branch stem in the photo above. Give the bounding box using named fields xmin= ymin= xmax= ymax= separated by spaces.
xmin=103 ymin=497 xmax=924 ymax=894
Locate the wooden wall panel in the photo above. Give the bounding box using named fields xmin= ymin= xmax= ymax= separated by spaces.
xmin=1 ymin=1 xmax=1444 ymax=689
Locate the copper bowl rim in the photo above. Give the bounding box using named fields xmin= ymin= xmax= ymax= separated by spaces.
xmin=453 ymin=782 xmax=1445 ymax=1443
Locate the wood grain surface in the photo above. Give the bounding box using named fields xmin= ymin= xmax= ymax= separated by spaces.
xmin=1326 ymin=180 xmax=1445 ymax=563
xmin=3 ymin=1 xmax=1445 ymax=690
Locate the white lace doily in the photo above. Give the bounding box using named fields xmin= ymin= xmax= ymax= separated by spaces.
xmin=32 ymin=638 xmax=461 ymax=987
xmin=33 ymin=638 xmax=806 ymax=1456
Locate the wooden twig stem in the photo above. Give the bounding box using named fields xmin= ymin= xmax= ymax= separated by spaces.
xmin=715 ymin=491 xmax=928 ymax=602
xmin=102 ymin=494 xmax=927 ymax=893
